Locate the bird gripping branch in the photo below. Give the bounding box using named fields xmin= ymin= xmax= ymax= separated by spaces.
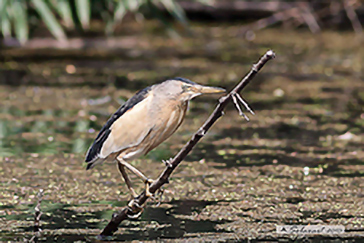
xmin=97 ymin=50 xmax=276 ymax=238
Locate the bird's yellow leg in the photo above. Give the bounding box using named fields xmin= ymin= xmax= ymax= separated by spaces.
xmin=117 ymin=157 xmax=154 ymax=198
xmin=116 ymin=162 xmax=138 ymax=198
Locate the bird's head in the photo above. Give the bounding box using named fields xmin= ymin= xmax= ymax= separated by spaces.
xmin=159 ymin=77 xmax=225 ymax=102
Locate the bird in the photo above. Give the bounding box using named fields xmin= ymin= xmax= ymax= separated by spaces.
xmin=85 ymin=77 xmax=225 ymax=199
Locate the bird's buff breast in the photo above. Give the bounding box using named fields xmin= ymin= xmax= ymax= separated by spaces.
xmin=120 ymin=102 xmax=187 ymax=161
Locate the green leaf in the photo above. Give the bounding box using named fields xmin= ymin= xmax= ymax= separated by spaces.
xmin=114 ymin=0 xmax=127 ymax=22
xmin=0 ymin=0 xmax=8 ymax=15
xmin=0 ymin=14 xmax=11 ymax=38
xmin=50 ymin=0 xmax=75 ymax=29
xmin=31 ymin=0 xmax=66 ymax=41
xmin=103 ymin=0 xmax=127 ymax=35
xmin=147 ymin=0 xmax=180 ymax=39
xmin=159 ymin=0 xmax=188 ymax=27
xmin=75 ymin=0 xmax=90 ymax=29
xmin=11 ymin=0 xmax=29 ymax=44
xmin=125 ymin=0 xmax=142 ymax=12
xmin=101 ymin=9 xmax=113 ymax=35
xmin=0 ymin=0 xmax=11 ymax=38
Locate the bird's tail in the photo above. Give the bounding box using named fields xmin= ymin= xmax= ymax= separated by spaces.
xmin=86 ymin=156 xmax=105 ymax=170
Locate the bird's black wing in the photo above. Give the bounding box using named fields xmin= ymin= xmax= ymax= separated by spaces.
xmin=85 ymin=86 xmax=152 ymax=165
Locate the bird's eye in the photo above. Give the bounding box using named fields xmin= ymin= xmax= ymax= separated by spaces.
xmin=182 ymin=85 xmax=191 ymax=92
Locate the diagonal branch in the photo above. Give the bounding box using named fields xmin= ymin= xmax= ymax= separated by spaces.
xmin=99 ymin=50 xmax=276 ymax=238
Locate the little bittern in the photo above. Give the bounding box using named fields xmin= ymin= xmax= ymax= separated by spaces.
xmin=85 ymin=77 xmax=225 ymax=198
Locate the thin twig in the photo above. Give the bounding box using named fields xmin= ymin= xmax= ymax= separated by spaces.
xmin=235 ymin=92 xmax=255 ymax=115
xmin=232 ymin=93 xmax=249 ymax=121
xmin=298 ymin=2 xmax=321 ymax=34
xmin=29 ymin=189 xmax=44 ymax=242
xmin=241 ymin=7 xmax=300 ymax=33
xmin=99 ymin=50 xmax=276 ymax=238
xmin=34 ymin=189 xmax=43 ymax=232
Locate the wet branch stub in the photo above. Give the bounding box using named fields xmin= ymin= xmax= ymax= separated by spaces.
xmin=99 ymin=50 xmax=276 ymax=237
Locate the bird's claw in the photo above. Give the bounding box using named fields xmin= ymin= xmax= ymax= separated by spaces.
xmin=126 ymin=178 xmax=165 ymax=217
xmin=128 ymin=198 xmax=143 ymax=209
xmin=144 ymin=179 xmax=166 ymax=207
xmin=231 ymin=92 xmax=254 ymax=121
xmin=162 ymin=158 xmax=173 ymax=168
xmin=145 ymin=178 xmax=155 ymax=198
xmin=126 ymin=208 xmax=143 ymax=219
xmin=147 ymin=188 xmax=164 ymax=207
xmin=127 ymin=199 xmax=144 ymax=219
xmin=153 ymin=188 xmax=164 ymax=207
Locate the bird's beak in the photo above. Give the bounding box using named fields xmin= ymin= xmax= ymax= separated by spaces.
xmin=194 ymin=85 xmax=226 ymax=95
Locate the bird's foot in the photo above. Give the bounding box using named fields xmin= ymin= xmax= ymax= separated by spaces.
xmin=144 ymin=178 xmax=166 ymax=206
xmin=162 ymin=158 xmax=173 ymax=168
xmin=128 ymin=198 xmax=143 ymax=209
xmin=127 ymin=199 xmax=144 ymax=219
xmin=144 ymin=178 xmax=155 ymax=198
xmin=153 ymin=188 xmax=165 ymax=207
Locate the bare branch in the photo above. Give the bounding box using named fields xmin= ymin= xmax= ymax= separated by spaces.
xmin=98 ymin=50 xmax=276 ymax=238
xmin=34 ymin=189 xmax=44 ymax=233
xmin=29 ymin=189 xmax=44 ymax=242
xmin=298 ymin=2 xmax=321 ymax=33
xmin=232 ymin=93 xmax=249 ymax=121
xmin=241 ymin=7 xmax=300 ymax=33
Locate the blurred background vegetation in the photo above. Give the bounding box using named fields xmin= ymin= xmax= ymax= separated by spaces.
xmin=0 ymin=0 xmax=189 ymax=44
xmin=0 ymin=0 xmax=363 ymax=45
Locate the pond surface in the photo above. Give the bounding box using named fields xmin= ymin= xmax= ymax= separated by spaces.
xmin=1 ymin=23 xmax=364 ymax=242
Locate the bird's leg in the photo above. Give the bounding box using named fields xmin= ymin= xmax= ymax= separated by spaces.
xmin=117 ymin=158 xmax=155 ymax=198
xmin=120 ymin=160 xmax=152 ymax=184
xmin=117 ymin=161 xmax=144 ymax=211
xmin=116 ymin=162 xmax=138 ymax=198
